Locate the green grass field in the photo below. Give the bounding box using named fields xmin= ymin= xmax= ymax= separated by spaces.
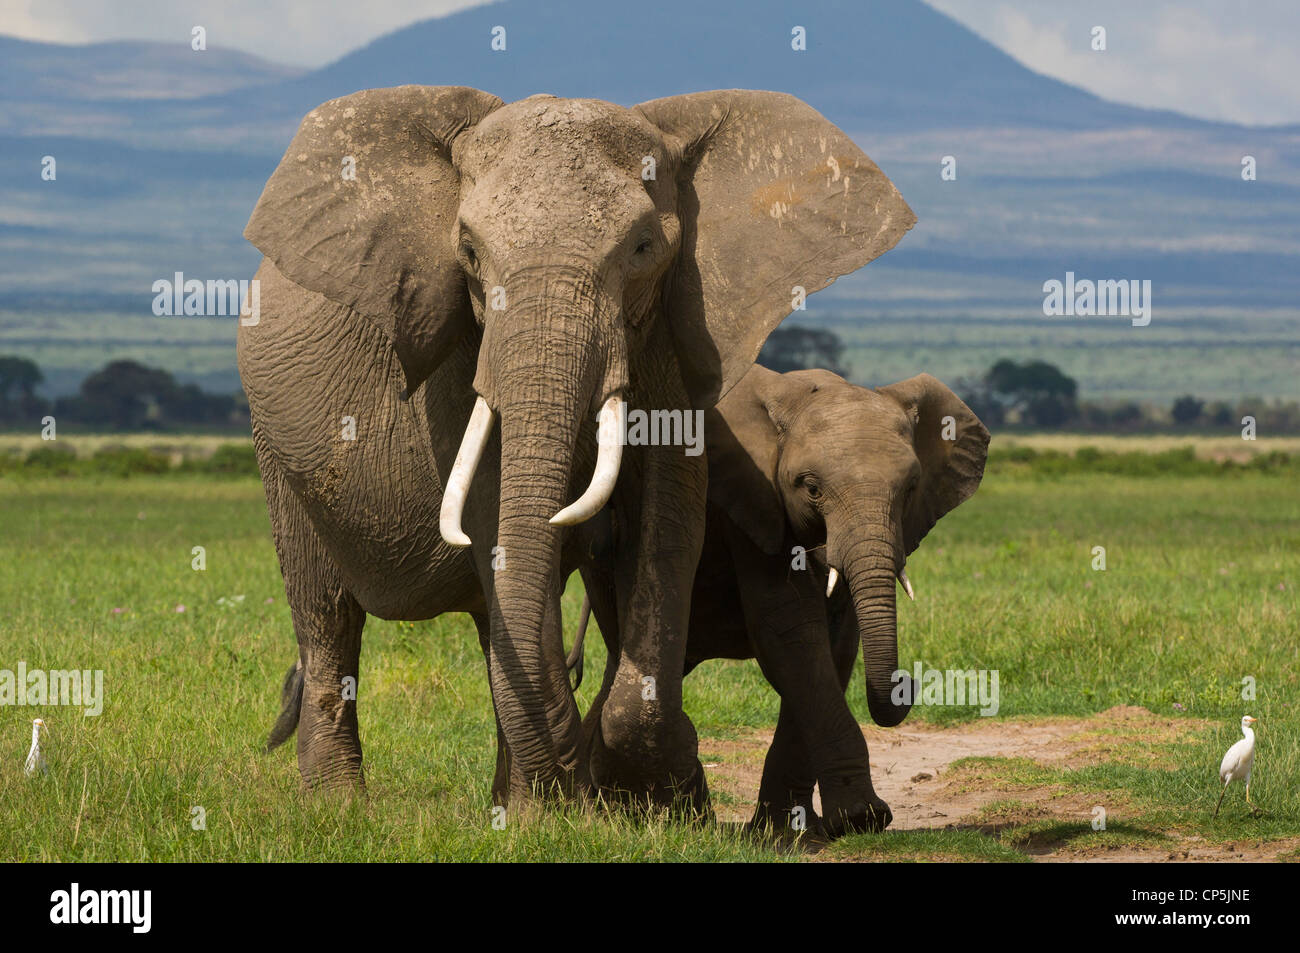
xmin=0 ymin=460 xmax=1296 ymax=861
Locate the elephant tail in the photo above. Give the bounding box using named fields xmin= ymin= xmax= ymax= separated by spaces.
xmin=566 ymin=594 xmax=589 ymax=691
xmin=265 ymin=660 xmax=304 ymax=752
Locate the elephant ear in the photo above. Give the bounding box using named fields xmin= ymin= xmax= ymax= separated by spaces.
xmin=704 ymin=366 xmax=785 ymax=556
xmin=878 ymin=374 xmax=991 ymax=555
xmin=635 ymin=90 xmax=915 ymax=408
xmin=244 ymin=85 xmax=503 ymax=393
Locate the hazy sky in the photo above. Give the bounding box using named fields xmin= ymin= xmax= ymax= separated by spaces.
xmin=3 ymin=0 xmax=1297 ymax=125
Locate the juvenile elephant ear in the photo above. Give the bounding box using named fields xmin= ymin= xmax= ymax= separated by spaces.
xmin=635 ymin=90 xmax=915 ymax=408
xmin=244 ymin=85 xmax=503 ymax=393
xmin=704 ymin=366 xmax=786 ymax=556
xmin=878 ymin=374 xmax=991 ymax=555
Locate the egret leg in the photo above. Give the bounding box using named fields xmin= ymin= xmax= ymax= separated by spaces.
xmin=1213 ymin=781 xmax=1229 ymax=818
xmin=1245 ymin=781 xmax=1251 ymax=805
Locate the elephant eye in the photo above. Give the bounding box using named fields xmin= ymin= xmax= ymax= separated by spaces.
xmin=460 ymin=241 xmax=479 ymax=274
xmin=633 ymin=233 xmax=653 ymax=256
xmin=803 ymin=478 xmax=821 ymax=499
xmin=902 ymin=476 xmax=919 ymax=508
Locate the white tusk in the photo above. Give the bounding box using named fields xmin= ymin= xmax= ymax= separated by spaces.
xmin=439 ymin=396 xmax=495 ymax=548
xmin=898 ymin=568 xmax=915 ymax=601
xmin=826 ymin=567 xmax=839 ymax=598
xmin=550 ymin=395 xmax=625 ymax=527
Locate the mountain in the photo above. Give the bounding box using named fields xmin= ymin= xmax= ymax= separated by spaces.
xmin=251 ymin=0 xmax=1200 ymax=132
xmin=0 ymin=35 xmax=304 ymax=101
xmin=0 ymin=35 xmax=304 ymax=143
xmin=1 ymin=0 xmax=1297 ymax=401
xmin=1 ymin=0 xmax=1223 ymax=151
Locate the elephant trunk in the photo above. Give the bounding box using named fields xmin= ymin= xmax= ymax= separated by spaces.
xmin=466 ymin=268 xmax=626 ymax=791
xmin=837 ymin=526 xmax=913 ymax=728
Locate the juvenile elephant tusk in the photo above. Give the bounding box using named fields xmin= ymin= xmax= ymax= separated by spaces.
xmin=440 ymin=396 xmax=495 ymax=548
xmin=898 ymin=568 xmax=915 ymax=601
xmin=826 ymin=567 xmax=839 ymax=598
xmin=550 ymin=395 xmax=625 ymax=527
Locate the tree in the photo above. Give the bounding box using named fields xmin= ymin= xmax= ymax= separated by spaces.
xmin=52 ymin=359 xmax=247 ymax=430
xmin=1112 ymin=402 xmax=1143 ymax=426
xmin=1206 ymin=401 xmax=1235 ymax=428
xmin=70 ymin=360 xmax=181 ymax=430
xmin=1171 ymin=395 xmax=1204 ymax=426
xmin=953 ymin=375 xmax=1003 ymax=428
xmin=758 ymin=326 xmax=851 ymax=378
xmin=0 ymin=355 xmax=42 ymax=402
xmin=0 ymin=354 xmax=45 ymax=422
xmin=986 ymin=359 xmax=1077 ymax=402
xmin=980 ymin=358 xmax=1078 ymax=428
xmin=167 ymin=381 xmax=236 ymax=425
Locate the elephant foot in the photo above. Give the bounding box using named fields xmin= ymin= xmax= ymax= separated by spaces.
xmin=593 ymin=756 xmax=713 ymax=820
xmin=748 ymin=798 xmax=826 ymax=841
xmin=296 ymin=680 xmax=364 ymax=791
xmin=821 ymin=787 xmax=892 ymax=836
xmin=296 ymin=725 xmax=364 ymax=790
xmin=297 ymin=755 xmax=365 ymax=792
xmin=586 ymin=723 xmax=711 ymax=820
xmin=582 ymin=685 xmax=712 ymax=819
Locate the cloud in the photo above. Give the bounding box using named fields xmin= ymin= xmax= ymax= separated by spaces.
xmin=0 ymin=0 xmax=490 ymax=66
xmin=927 ymin=0 xmax=1300 ymax=125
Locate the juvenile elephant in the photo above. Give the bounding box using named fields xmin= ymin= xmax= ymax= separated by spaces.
xmin=240 ymin=85 xmax=914 ymax=807
xmin=575 ymin=366 xmax=989 ymax=835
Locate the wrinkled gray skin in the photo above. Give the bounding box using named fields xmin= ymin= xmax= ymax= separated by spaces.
xmin=577 ymin=366 xmax=989 ymax=836
xmin=239 ymin=85 xmax=913 ymax=808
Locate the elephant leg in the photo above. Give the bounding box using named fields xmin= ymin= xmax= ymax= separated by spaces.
xmin=591 ymin=432 xmax=709 ymax=814
xmin=576 ymin=565 xmax=621 ymax=772
xmin=823 ymin=591 xmax=893 ymax=834
xmin=750 ymin=701 xmax=823 ymax=838
xmin=750 ymin=627 xmax=888 ymax=835
xmin=473 ymin=612 xmax=515 ymax=806
xmin=256 ymin=432 xmax=367 ymax=788
xmin=728 ymin=524 xmax=890 ymax=835
xmin=295 ymin=586 xmax=366 ymax=789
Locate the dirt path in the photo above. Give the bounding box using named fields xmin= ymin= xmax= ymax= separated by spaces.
xmin=700 ymin=705 xmax=1295 ymax=862
xmin=846 ymin=717 xmax=1087 ymax=831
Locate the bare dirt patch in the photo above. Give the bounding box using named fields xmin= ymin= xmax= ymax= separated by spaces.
xmin=700 ymin=706 xmax=1290 ymax=862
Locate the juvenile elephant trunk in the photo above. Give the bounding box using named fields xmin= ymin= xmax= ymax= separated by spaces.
xmin=453 ymin=272 xmax=626 ymax=793
xmin=840 ymin=533 xmax=914 ymax=728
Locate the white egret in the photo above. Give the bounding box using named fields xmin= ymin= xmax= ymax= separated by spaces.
xmin=1213 ymin=715 xmax=1257 ymax=817
xmin=24 ymin=718 xmax=47 ymax=776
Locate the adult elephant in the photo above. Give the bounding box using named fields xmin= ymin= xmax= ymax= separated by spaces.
xmin=575 ymin=367 xmax=989 ymax=835
xmin=239 ymin=86 xmax=914 ymax=808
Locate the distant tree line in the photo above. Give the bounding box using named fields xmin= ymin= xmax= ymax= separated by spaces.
xmin=759 ymin=332 xmax=1300 ymax=434
xmin=0 ymin=355 xmax=248 ymax=431
xmin=955 ymin=358 xmax=1300 ymax=433
xmin=3 ymin=343 xmax=1296 ymax=435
